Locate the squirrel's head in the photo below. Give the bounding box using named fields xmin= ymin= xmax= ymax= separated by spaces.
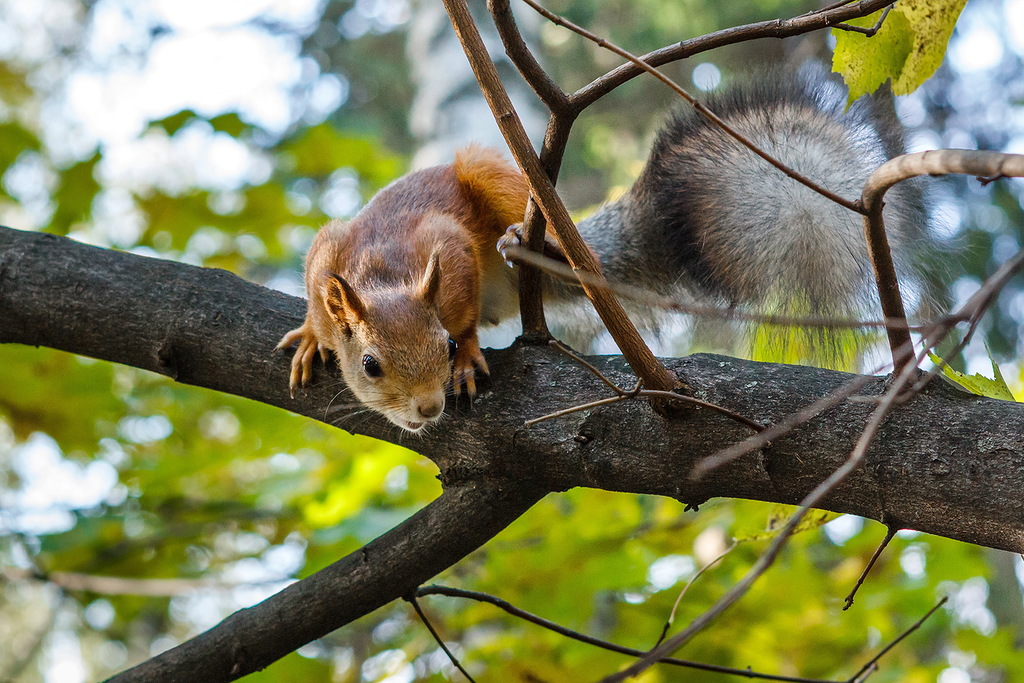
xmin=319 ymin=253 xmax=452 ymax=433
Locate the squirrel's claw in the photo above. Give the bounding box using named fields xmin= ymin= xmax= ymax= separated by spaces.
xmin=497 ymin=223 xmax=571 ymax=268
xmin=453 ymin=366 xmax=476 ymax=397
xmin=497 ymin=224 xmax=523 ymax=269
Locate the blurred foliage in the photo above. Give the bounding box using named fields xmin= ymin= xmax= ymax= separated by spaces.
xmin=1 ymin=0 xmax=1023 ymax=682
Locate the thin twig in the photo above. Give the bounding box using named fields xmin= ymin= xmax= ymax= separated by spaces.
xmin=640 ymin=389 xmax=767 ymax=432
xmin=530 ymin=339 xmax=767 ymax=432
xmin=417 ymin=585 xmax=841 ymax=682
xmin=692 ymin=275 xmax=985 ymax=478
xmin=2 ymin=567 xmax=291 ymax=597
xmin=488 ymin=0 xmax=568 ymax=110
xmin=525 ymin=392 xmax=636 ymax=426
xmin=487 ymin=0 xmax=576 ymax=337
xmin=693 ymin=163 xmax=1024 ymax=479
xmin=689 ymin=369 xmax=877 ymax=480
xmin=549 ymin=339 xmax=626 ymax=393
xmin=524 ymin=389 xmax=768 ymax=432
xmin=843 ymin=526 xmax=897 ymax=611
xmin=500 ymin=2 xmax=880 ymax=340
xmin=655 ymin=544 xmax=736 ymax=647
xmin=602 ymin=334 xmax=936 ymax=681
xmin=860 ymin=196 xmax=911 ymax=373
xmin=571 ymin=0 xmax=894 ymax=108
xmin=834 ymin=5 xmax=892 ymax=36
xmin=522 ymin=0 xmax=863 ymax=214
xmin=808 ymin=0 xmax=862 ymax=14
xmin=845 ymin=597 xmax=948 ymax=683
xmin=614 ymin=286 xmax=987 ymax=680
xmin=406 ymin=594 xmax=478 ymax=683
xmin=908 ymin=245 xmax=1024 ymax=395
xmin=506 ymin=246 xmax=926 ymax=332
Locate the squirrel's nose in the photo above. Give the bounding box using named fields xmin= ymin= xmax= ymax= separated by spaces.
xmin=416 ymin=398 xmax=444 ymax=420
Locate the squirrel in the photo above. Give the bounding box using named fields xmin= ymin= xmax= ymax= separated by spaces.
xmin=278 ymin=71 xmax=928 ymax=433
xmin=276 ymin=146 xmax=530 ymax=432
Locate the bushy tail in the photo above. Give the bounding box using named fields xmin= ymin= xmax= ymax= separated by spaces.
xmin=576 ymin=71 xmax=931 ymax=365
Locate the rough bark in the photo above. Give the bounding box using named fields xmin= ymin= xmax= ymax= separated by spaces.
xmin=3 ymin=225 xmax=1022 ymax=551
xmin=3 ymin=224 xmax=1024 ymax=681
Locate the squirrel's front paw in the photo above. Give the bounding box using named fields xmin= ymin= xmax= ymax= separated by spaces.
xmin=276 ymin=324 xmax=325 ymax=397
xmin=452 ymin=338 xmax=489 ymax=398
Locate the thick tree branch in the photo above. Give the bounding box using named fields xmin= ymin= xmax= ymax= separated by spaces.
xmin=102 ymin=481 xmax=543 ymax=682
xmin=3 ymin=226 xmax=1023 ymax=555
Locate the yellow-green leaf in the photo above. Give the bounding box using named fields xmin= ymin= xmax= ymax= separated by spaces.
xmin=929 ymin=352 xmax=1017 ymax=401
xmin=892 ymin=0 xmax=968 ymax=95
xmin=832 ymin=0 xmax=967 ymax=102
xmin=832 ymin=8 xmax=913 ymax=105
xmin=734 ymin=504 xmax=841 ymax=542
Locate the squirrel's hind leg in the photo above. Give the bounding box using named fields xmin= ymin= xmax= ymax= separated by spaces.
xmin=497 ymin=224 xmax=570 ymax=268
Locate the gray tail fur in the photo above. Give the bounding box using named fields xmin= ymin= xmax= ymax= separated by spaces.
xmin=572 ymin=70 xmax=930 ymax=360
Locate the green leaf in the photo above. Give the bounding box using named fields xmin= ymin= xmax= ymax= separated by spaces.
xmin=278 ymin=123 xmax=404 ymax=185
xmin=832 ymin=0 xmax=967 ymax=102
xmin=135 ymin=190 xmax=218 ymax=249
xmin=51 ymin=152 xmax=102 ymax=234
xmin=208 ymin=113 xmax=248 ymax=137
xmin=149 ymin=109 xmax=198 ymax=136
xmin=0 ymin=62 xmax=32 ymax=105
xmin=148 ymin=111 xmax=248 ymax=137
xmin=929 ymin=352 xmax=1017 ymax=401
xmin=0 ymin=346 xmax=124 ymax=452
xmin=0 ymin=121 xmax=41 ymax=178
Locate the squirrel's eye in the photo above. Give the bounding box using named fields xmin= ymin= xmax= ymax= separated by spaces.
xmin=362 ymin=355 xmax=383 ymax=378
xmin=447 ymin=338 xmax=457 ymax=360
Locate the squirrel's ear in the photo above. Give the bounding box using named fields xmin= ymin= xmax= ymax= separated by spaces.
xmin=324 ymin=272 xmax=366 ymax=324
xmin=418 ymin=250 xmax=442 ymax=306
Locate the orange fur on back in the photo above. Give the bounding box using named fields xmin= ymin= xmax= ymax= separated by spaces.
xmin=453 ymin=145 xmax=530 ymax=242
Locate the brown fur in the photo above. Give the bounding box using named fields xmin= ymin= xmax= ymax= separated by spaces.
xmin=277 ymin=146 xmax=529 ymax=432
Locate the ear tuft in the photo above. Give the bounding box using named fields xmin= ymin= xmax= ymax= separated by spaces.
xmin=324 ymin=272 xmax=366 ymax=324
xmin=419 ymin=249 xmax=442 ymax=306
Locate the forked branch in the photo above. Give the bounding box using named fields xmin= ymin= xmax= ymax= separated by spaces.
xmin=442 ymin=0 xmax=679 ymax=395
xmin=861 ymin=149 xmax=1024 ymax=371
xmin=522 ymin=0 xmax=863 ymax=213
